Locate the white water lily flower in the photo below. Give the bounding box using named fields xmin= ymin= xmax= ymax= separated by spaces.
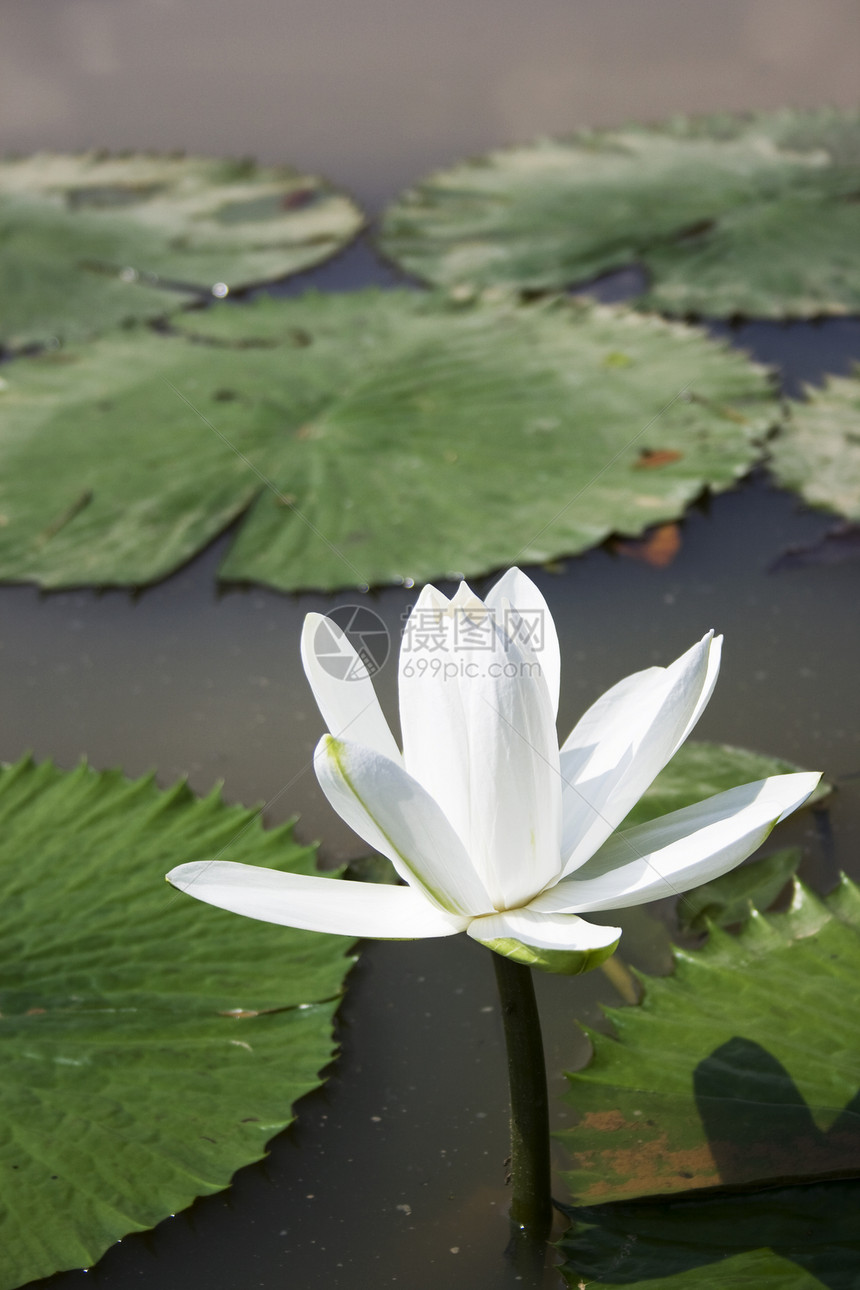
xmin=168 ymin=569 xmax=820 ymax=974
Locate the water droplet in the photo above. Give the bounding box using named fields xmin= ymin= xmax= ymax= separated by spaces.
xmin=403 ymin=577 xmax=415 ymax=589
xmin=211 ymin=282 xmax=229 ymax=298
xmin=119 ymin=267 xmax=138 ymax=283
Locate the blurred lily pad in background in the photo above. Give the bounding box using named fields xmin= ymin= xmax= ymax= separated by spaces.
xmin=623 ymin=740 xmax=832 ymax=830
xmin=0 ymin=152 xmax=363 ymax=349
xmin=379 ymin=108 xmax=860 ymax=318
xmin=0 ymin=756 xmax=355 ymax=1290
xmin=770 ymin=370 xmax=860 ymax=522
xmin=674 ymin=846 xmax=801 ymax=934
xmin=0 ymin=290 xmax=776 ymax=591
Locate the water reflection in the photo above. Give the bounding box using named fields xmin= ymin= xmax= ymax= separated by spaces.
xmin=561 ymin=1174 xmax=860 ymax=1287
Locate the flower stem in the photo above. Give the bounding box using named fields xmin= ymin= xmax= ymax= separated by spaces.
xmin=491 ymin=951 xmax=552 ymax=1244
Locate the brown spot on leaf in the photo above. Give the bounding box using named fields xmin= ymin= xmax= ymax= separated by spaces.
xmin=580 ymin=1109 xmax=630 ymax=1133
xmin=634 ymin=448 xmax=683 ymax=469
xmin=674 ymin=218 xmax=716 ymax=243
xmin=574 ymin=1132 xmax=718 ymax=1202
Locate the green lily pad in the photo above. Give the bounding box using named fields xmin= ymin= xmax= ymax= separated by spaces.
xmin=559 ymin=1178 xmax=860 ymax=1288
xmin=769 ymin=370 xmax=860 ymax=521
xmin=560 ymin=877 xmax=860 ymax=1206
xmin=0 ymin=290 xmax=775 ymax=591
xmin=379 ymin=108 xmax=860 ymax=318
xmin=0 ymin=152 xmax=363 ymax=349
xmin=624 ymin=740 xmax=832 ymax=829
xmin=675 ymin=847 xmax=801 ymax=934
xmin=0 ymin=755 xmax=355 ymax=1289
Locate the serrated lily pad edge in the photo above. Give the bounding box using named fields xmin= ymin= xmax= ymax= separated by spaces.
xmin=0 ymin=754 xmax=359 ymax=1286
xmin=378 ymin=107 xmax=860 ymax=318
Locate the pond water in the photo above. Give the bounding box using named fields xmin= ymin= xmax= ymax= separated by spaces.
xmin=2 ymin=4 xmax=860 ymax=1287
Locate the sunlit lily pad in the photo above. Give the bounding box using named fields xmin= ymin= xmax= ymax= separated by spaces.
xmin=0 ymin=755 xmax=354 ymax=1289
xmin=560 ymin=877 xmax=860 ymax=1206
xmin=624 ymin=740 xmax=832 ymax=829
xmin=0 ymin=290 xmax=776 ymax=591
xmin=379 ymin=108 xmax=860 ymax=317
xmin=769 ymin=370 xmax=860 ymax=521
xmin=0 ymin=152 xmax=363 ymax=348
xmin=674 ymin=847 xmax=801 ymax=934
xmin=559 ymin=1177 xmax=860 ymax=1288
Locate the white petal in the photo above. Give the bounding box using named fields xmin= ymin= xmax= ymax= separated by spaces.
xmin=399 ymin=583 xmax=472 ymax=856
xmin=167 ymin=860 xmax=466 ymax=938
xmin=532 ymin=772 xmax=821 ymax=914
xmin=301 ymin=613 xmax=401 ymax=762
xmin=679 ymin=634 xmax=722 ymax=744
xmin=402 ymin=578 xmax=562 ymax=907
xmin=485 ymin=568 xmax=561 ymax=716
xmin=559 ymin=632 xmax=720 ymax=876
xmin=467 ymin=907 xmax=620 ymax=974
xmin=314 ymin=735 xmax=492 ymax=917
xmin=451 ymin=580 xmax=485 ymax=612
xmin=457 ymin=622 xmax=562 ymax=907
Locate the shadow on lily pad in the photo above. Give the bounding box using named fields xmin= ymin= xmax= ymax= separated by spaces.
xmin=560 ymin=1039 xmax=860 ymax=1288
xmin=696 ymin=1037 xmax=860 ymax=1188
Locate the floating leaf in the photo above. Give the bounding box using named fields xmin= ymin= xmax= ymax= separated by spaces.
xmin=622 ymin=740 xmax=831 ymax=830
xmin=675 ymin=847 xmax=801 ymax=933
xmin=379 ymin=108 xmax=860 ymax=318
xmin=0 ymin=152 xmax=363 ymax=348
xmin=559 ymin=1177 xmax=860 ymax=1289
xmin=0 ymin=290 xmax=775 ymax=591
xmin=769 ymin=371 xmax=860 ymax=521
xmin=0 ymin=756 xmax=354 ymax=1289
xmin=560 ymin=877 xmax=860 ymax=1206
